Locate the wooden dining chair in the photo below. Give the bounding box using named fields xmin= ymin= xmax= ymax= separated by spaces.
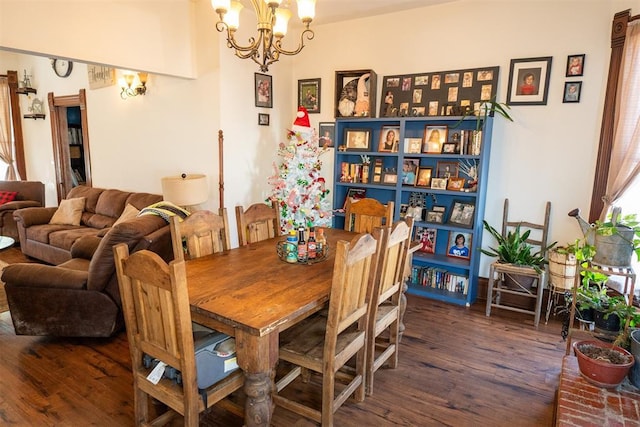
xmin=170 ymin=209 xmax=231 ymax=261
xmin=274 ymin=232 xmax=381 ymax=426
xmin=113 ymin=244 xmax=244 ymax=426
xmin=235 ymin=201 xmax=281 ymax=246
xmin=344 ymin=197 xmax=394 ymax=233
xmin=366 ymin=217 xmax=413 ymax=396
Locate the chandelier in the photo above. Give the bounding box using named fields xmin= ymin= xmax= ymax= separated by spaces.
xmin=211 ymin=0 xmax=316 ymax=72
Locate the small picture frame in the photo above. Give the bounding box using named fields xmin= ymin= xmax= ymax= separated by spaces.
xmin=318 ymin=122 xmax=335 ymax=147
xmin=441 ymin=142 xmax=459 ymax=154
xmin=506 ymin=56 xmax=553 ymax=106
xmin=425 ymin=210 xmax=444 ymax=224
xmin=344 ymin=129 xmax=371 ymax=151
xmin=298 ymin=78 xmax=321 ymax=113
xmin=372 ymin=158 xmax=383 ymax=183
xmin=406 ymin=205 xmax=423 ymax=220
xmin=415 ymin=167 xmax=433 ymax=188
xmin=401 ymin=158 xmax=419 ymax=185
xmin=430 ymin=178 xmax=447 ymax=190
xmin=342 ymin=188 xmax=366 ymax=210
xmin=563 ymin=81 xmax=582 ymax=103
xmin=423 ymin=125 xmax=448 ymax=153
xmin=432 ymin=205 xmax=446 ymax=213
xmin=383 ymin=170 xmax=398 ymax=184
xmin=448 ymin=200 xmax=475 ymax=228
xmin=447 ymin=177 xmax=465 ymax=191
xmin=447 ymin=231 xmax=472 ymax=260
xmin=379 ymin=125 xmax=400 ymax=152
xmin=404 ymin=137 xmax=423 ymax=154
xmin=258 ymin=113 xmax=270 ymax=126
xmin=566 ymin=54 xmax=585 ymax=77
xmin=255 ymin=73 xmax=273 ymax=108
xmin=436 ymin=161 xmax=459 ymax=179
xmin=416 ymin=227 xmax=437 ymax=254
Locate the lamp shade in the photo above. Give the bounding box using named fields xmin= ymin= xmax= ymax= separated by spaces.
xmin=161 ymin=173 xmax=208 ymax=207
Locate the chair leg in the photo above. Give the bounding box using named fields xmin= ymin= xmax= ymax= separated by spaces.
xmin=486 ymin=265 xmax=495 ymax=317
xmin=533 ymin=273 xmax=545 ymax=327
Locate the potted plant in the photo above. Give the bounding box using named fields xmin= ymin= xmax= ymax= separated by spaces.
xmin=481 ymin=220 xmax=556 ymax=289
xmin=569 ymin=207 xmax=640 ymax=266
xmin=573 ymin=340 xmax=634 ymax=388
xmin=454 ymin=96 xmax=514 ymax=132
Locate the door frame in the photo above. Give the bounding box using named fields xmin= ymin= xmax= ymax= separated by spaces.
xmin=48 ymin=89 xmax=92 ymax=203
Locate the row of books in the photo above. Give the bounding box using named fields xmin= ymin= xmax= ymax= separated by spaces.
xmin=67 ymin=127 xmax=83 ymax=145
xmin=455 ymin=129 xmax=482 ymax=156
xmin=409 ymin=266 xmax=469 ymax=295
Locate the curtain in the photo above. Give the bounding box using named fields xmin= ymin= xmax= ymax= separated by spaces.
xmin=0 ymin=77 xmax=17 ymax=180
xmin=602 ymin=20 xmax=640 ymax=218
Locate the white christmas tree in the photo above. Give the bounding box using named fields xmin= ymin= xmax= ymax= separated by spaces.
xmin=268 ymin=108 xmax=332 ymax=234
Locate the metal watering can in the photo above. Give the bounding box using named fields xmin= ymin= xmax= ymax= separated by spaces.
xmin=568 ymin=206 xmax=634 ymax=267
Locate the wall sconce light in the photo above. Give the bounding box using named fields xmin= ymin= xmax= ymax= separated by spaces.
xmin=119 ymin=71 xmax=148 ymax=99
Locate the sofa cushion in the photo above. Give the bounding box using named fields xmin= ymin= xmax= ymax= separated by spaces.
xmin=49 ymin=197 xmax=86 ymax=226
xmin=85 ymin=189 xmax=132 ymax=230
xmin=49 ymin=227 xmax=102 ymax=251
xmin=126 ymin=192 xmax=163 ymax=210
xmin=113 ymin=203 xmax=140 ymax=227
xmin=0 ymin=190 xmax=18 ymax=205
xmin=66 ymin=186 xmax=103 ymax=215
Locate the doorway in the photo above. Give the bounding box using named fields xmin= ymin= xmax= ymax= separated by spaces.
xmin=48 ymin=89 xmax=92 ymax=203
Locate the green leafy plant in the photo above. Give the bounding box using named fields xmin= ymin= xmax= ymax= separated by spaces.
xmin=594 ymin=211 xmax=640 ymax=262
xmin=481 ymin=220 xmax=556 ymax=273
xmin=454 ymin=96 xmax=514 ymax=131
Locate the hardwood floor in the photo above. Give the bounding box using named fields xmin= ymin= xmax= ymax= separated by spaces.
xmin=0 ymin=247 xmax=566 ymax=426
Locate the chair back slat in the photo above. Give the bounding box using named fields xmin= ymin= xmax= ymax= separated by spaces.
xmin=171 ymin=209 xmax=231 ymax=261
xmin=344 ymin=198 xmax=394 ymax=233
xmin=236 ymin=201 xmax=281 ymax=246
xmin=328 ymin=233 xmax=379 ymax=339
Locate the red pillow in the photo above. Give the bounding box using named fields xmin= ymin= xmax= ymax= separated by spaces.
xmin=0 ymin=191 xmax=17 ymax=206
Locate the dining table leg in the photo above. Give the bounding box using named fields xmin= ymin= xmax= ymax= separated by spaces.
xmin=235 ymin=329 xmax=278 ymax=427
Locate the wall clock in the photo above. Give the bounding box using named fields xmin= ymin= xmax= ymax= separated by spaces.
xmin=51 ymin=59 xmax=73 ymax=78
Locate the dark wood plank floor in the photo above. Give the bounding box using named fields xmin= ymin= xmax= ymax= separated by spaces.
xmin=0 ymin=248 xmax=566 ymax=426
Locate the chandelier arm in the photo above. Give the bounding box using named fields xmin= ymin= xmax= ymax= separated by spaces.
xmin=216 ymin=21 xmax=263 ymax=56
xmin=272 ymin=28 xmax=315 ymax=57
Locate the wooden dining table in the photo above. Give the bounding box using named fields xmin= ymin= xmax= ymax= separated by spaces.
xmin=185 ymin=227 xmax=356 ymax=427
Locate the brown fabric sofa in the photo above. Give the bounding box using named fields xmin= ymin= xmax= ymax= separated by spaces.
xmin=2 ymin=212 xmax=173 ymax=337
xmin=14 ymin=185 xmax=163 ymax=265
xmin=0 ymin=180 xmax=45 ymax=241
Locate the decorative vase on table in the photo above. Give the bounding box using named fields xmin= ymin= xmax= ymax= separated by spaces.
xmin=573 ymin=340 xmax=634 ymax=388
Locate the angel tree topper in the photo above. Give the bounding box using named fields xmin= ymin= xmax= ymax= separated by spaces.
xmin=268 ymin=106 xmax=332 ymax=233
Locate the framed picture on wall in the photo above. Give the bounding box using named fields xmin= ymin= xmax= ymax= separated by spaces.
xmin=566 ymin=54 xmax=585 ymax=77
xmin=298 ymin=78 xmax=321 ymax=113
xmin=506 ymin=56 xmax=552 ymax=106
xmin=563 ymin=81 xmax=582 ymax=103
xmin=255 ymin=73 xmax=273 ymax=108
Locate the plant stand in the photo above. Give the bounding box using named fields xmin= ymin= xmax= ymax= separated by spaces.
xmin=564 ymin=262 xmax=636 ymax=355
xmin=486 ymin=262 xmax=546 ymax=327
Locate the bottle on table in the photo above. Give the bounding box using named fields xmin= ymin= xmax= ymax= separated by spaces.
xmin=297 ymin=226 xmax=307 ymax=262
xmin=307 ymin=227 xmax=317 ymax=260
xmin=316 ymin=228 xmax=326 ymax=255
xmin=286 ymin=230 xmax=298 ymax=263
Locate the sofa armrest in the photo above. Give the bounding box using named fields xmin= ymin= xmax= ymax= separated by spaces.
xmin=13 ymin=206 xmax=57 ymax=227
xmin=0 ymin=200 xmax=42 ymax=212
xmin=71 ymin=236 xmax=102 ymax=260
xmin=2 ymin=263 xmax=89 ymax=290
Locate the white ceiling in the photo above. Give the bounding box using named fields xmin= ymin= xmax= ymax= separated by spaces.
xmin=311 ymin=0 xmax=456 ymax=25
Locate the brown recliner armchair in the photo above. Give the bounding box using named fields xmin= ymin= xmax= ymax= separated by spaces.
xmin=2 ymin=214 xmax=172 ymax=337
xmin=0 ymin=180 xmax=45 ymax=241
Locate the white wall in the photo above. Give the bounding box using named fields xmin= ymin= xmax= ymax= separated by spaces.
xmin=1 ymin=0 xmax=639 ymax=272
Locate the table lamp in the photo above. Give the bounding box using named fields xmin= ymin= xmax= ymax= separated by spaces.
xmin=161 ymin=173 xmax=208 ymax=211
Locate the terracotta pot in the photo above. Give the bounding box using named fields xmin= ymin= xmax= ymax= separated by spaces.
xmin=573 ymin=340 xmax=634 ymax=388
